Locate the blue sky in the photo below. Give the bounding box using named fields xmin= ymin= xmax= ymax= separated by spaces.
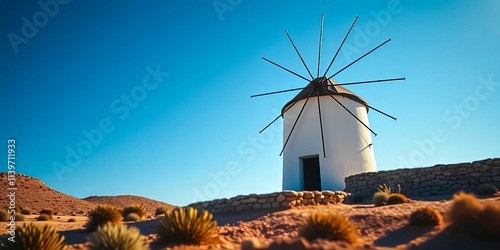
xmin=2 ymin=0 xmax=499 ymax=206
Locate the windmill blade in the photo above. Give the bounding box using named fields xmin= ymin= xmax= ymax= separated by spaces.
xmin=285 ymin=30 xmax=314 ymax=79
xmin=332 ymin=77 xmax=405 ymax=87
xmin=323 ymin=16 xmax=358 ymax=77
xmin=316 ymin=89 xmax=326 ymax=157
xmin=251 ymin=86 xmax=313 ymax=98
xmin=262 ymin=57 xmax=310 ymax=82
xmin=327 ymin=38 xmax=391 ymax=81
xmin=366 ymin=104 xmax=397 ymax=120
xmin=323 ymin=87 xmax=377 ymax=136
xmin=280 ymin=88 xmax=315 ymax=156
xmin=317 ymin=15 xmax=324 ymax=78
xmin=258 ymin=91 xmax=305 ymax=134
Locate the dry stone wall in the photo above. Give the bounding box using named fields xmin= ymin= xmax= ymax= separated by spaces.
xmin=189 ymin=190 xmax=348 ymax=214
xmin=345 ymin=158 xmax=500 ymax=199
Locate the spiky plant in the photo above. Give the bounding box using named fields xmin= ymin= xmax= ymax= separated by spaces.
xmin=87 ymin=223 xmax=149 ymax=250
xmin=410 ymin=207 xmax=443 ymax=227
xmin=448 ymin=192 xmax=484 ymax=226
xmin=156 ymin=207 xmax=219 ymax=245
xmin=0 ymin=209 xmax=9 ymax=222
xmin=299 ymin=212 xmax=359 ymax=244
xmin=476 ymin=184 xmax=498 ymax=196
xmin=5 ymin=223 xmax=67 ymax=250
xmin=86 ymin=204 xmax=123 ymax=232
xmin=124 ymin=213 xmax=141 ymax=222
xmin=377 ymin=184 xmax=392 ymax=194
xmin=373 ymin=192 xmax=389 ymax=207
xmin=122 ymin=204 xmax=147 ymax=221
xmin=155 ymin=207 xmax=168 ymax=216
xmin=387 ymin=193 xmax=409 ymax=205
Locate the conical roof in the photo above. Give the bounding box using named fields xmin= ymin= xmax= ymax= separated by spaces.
xmin=282 ymin=76 xmax=368 ymax=114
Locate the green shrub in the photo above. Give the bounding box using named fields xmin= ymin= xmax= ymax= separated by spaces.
xmin=87 ymin=223 xmax=149 ymax=250
xmin=86 ymin=204 xmax=123 ymax=232
xmin=14 ymin=213 xmax=26 ymax=221
xmin=40 ymin=208 xmax=54 ymax=220
xmin=476 ymin=184 xmax=498 ymax=195
xmin=410 ymin=207 xmax=443 ymax=227
xmin=5 ymin=223 xmax=67 ymax=250
xmin=387 ymin=193 xmax=409 ymax=205
xmin=20 ymin=208 xmax=32 ymax=215
xmin=0 ymin=209 xmax=9 ymax=222
xmin=156 ymin=207 xmax=218 ymax=245
xmin=124 ymin=213 xmax=141 ymax=222
xmin=299 ymin=212 xmax=359 ymax=244
xmin=37 ymin=214 xmax=51 ymax=221
xmin=373 ymin=192 xmax=389 ymax=207
xmin=122 ymin=204 xmax=147 ymax=221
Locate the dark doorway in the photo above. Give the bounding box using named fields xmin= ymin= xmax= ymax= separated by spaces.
xmin=302 ymin=156 xmax=321 ymax=191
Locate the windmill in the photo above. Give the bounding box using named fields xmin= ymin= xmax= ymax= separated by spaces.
xmin=252 ymin=16 xmax=405 ymax=191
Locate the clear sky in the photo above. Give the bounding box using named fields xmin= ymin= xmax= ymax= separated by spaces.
xmin=2 ymin=0 xmax=499 ymax=206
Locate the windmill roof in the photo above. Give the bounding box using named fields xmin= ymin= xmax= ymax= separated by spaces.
xmin=282 ymin=77 xmax=368 ymax=114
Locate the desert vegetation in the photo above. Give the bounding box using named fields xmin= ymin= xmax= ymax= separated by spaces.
xmin=299 ymin=212 xmax=359 ymax=244
xmin=86 ymin=204 xmax=123 ymax=232
xmin=409 ymin=207 xmax=443 ymax=227
xmin=5 ymin=223 xmax=67 ymax=250
xmin=87 ymin=223 xmax=149 ymax=250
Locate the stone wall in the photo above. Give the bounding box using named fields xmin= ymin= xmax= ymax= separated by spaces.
xmin=345 ymin=158 xmax=500 ymax=199
xmin=189 ymin=190 xmax=348 ymax=214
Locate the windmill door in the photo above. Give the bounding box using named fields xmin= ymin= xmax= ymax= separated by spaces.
xmin=302 ymin=156 xmax=322 ymax=191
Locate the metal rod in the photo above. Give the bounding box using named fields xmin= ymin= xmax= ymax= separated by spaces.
xmin=262 ymin=57 xmax=310 ymax=82
xmin=323 ymin=16 xmax=358 ymax=77
xmin=366 ymin=104 xmax=397 ymax=120
xmin=327 ymin=38 xmax=391 ymax=81
xmin=280 ymin=88 xmax=314 ymax=156
xmin=285 ymin=30 xmax=314 ymax=80
xmin=316 ymin=89 xmax=326 ymax=157
xmin=251 ymin=86 xmax=313 ymax=98
xmin=317 ymin=15 xmax=324 ymax=78
xmin=324 ymin=87 xmax=377 ymax=136
xmin=258 ymin=93 xmax=304 ymax=134
xmin=332 ymin=77 xmax=405 ymax=87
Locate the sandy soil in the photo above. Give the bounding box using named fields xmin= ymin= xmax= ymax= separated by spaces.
xmin=4 ymin=195 xmax=498 ymax=250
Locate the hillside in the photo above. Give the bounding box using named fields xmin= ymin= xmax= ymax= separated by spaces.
xmin=83 ymin=195 xmax=176 ymax=215
xmin=0 ymin=172 xmax=94 ymax=215
xmin=0 ymin=173 xmax=175 ymax=216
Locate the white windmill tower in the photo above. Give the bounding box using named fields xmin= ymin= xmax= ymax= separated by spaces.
xmin=253 ymin=16 xmax=404 ymax=191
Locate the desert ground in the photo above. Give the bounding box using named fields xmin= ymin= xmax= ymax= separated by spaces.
xmin=1 ymin=173 xmax=499 ymax=249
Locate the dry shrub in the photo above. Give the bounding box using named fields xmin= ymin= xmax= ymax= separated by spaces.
xmin=20 ymin=208 xmax=32 ymax=215
xmin=88 ymin=223 xmax=149 ymax=250
xmin=122 ymin=205 xmax=147 ymax=221
xmin=299 ymin=212 xmax=359 ymax=244
xmin=40 ymin=208 xmax=54 ymax=220
xmin=124 ymin=213 xmax=141 ymax=222
xmin=448 ymin=192 xmax=483 ymax=225
xmin=156 ymin=207 xmax=218 ymax=245
xmin=5 ymin=223 xmax=67 ymax=250
xmin=409 ymin=207 xmax=443 ymax=227
xmin=448 ymin=192 xmax=500 ymax=241
xmin=476 ymin=184 xmax=498 ymax=196
xmin=37 ymin=214 xmax=51 ymax=221
xmin=155 ymin=207 xmax=168 ymax=216
xmin=86 ymin=205 xmax=123 ymax=232
xmin=387 ymin=193 xmax=409 ymax=205
xmin=14 ymin=213 xmax=26 ymax=221
xmin=373 ymin=192 xmax=389 ymax=207
xmin=0 ymin=209 xmax=9 ymax=222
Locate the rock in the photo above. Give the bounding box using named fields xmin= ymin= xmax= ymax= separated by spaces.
xmin=276 ymin=194 xmax=286 ymax=202
xmin=282 ymin=190 xmax=298 ymax=197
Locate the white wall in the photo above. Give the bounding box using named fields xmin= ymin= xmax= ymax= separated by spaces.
xmin=282 ymin=95 xmax=377 ymax=191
